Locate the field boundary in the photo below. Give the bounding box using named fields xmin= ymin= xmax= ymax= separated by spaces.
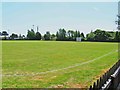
xmin=89 ymin=60 xmax=120 ymax=90
xmin=2 ymin=50 xmax=118 ymax=77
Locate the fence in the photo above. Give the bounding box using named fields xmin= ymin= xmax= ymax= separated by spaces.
xmin=89 ymin=60 xmax=120 ymax=90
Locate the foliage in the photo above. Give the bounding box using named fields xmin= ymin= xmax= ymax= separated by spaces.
xmin=56 ymin=29 xmax=81 ymax=41
xmin=27 ymin=29 xmax=36 ymax=40
xmin=51 ymin=34 xmax=56 ymax=40
xmin=1 ymin=31 xmax=9 ymax=40
xmin=2 ymin=28 xmax=119 ymax=42
xmin=86 ymin=29 xmax=118 ymax=42
xmin=27 ymin=29 xmax=41 ymax=40
xmin=44 ymin=31 xmax=51 ymax=40
xmin=10 ymin=33 xmax=18 ymax=40
xmin=86 ymin=30 xmax=95 ymax=41
xmin=35 ymin=32 xmax=41 ymax=40
xmin=114 ymin=31 xmax=120 ymax=41
xmin=18 ymin=34 xmax=25 ymax=40
xmin=2 ymin=31 xmax=9 ymax=36
xmin=56 ymin=28 xmax=67 ymax=41
xmin=81 ymin=32 xmax=85 ymax=40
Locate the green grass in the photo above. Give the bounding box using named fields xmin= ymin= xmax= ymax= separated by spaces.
xmin=2 ymin=41 xmax=118 ymax=88
xmin=0 ymin=41 xmax=2 ymax=89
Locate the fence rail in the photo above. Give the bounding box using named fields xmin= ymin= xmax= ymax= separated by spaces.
xmin=89 ymin=60 xmax=120 ymax=90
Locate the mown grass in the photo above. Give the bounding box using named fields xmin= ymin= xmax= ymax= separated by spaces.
xmin=2 ymin=41 xmax=118 ymax=88
xmin=0 ymin=41 xmax=2 ymax=89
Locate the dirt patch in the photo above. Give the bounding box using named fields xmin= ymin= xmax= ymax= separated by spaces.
xmin=30 ymin=76 xmax=43 ymax=81
xmin=90 ymin=68 xmax=110 ymax=86
xmin=51 ymin=84 xmax=64 ymax=88
xmin=64 ymin=82 xmax=87 ymax=88
xmin=95 ymin=68 xmax=110 ymax=79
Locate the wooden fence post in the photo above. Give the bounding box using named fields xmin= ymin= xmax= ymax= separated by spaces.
xmin=89 ymin=60 xmax=120 ymax=90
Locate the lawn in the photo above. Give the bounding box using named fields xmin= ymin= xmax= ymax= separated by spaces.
xmin=2 ymin=41 xmax=118 ymax=88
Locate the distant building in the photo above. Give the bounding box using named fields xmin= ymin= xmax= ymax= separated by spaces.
xmin=76 ymin=37 xmax=81 ymax=42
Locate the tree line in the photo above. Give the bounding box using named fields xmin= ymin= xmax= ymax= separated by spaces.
xmin=26 ymin=28 xmax=85 ymax=41
xmin=86 ymin=29 xmax=120 ymax=42
xmin=0 ymin=28 xmax=120 ymax=42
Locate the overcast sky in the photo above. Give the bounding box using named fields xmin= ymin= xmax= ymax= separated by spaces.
xmin=2 ymin=2 xmax=118 ymax=35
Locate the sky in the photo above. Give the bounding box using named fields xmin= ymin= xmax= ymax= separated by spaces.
xmin=1 ymin=0 xmax=120 ymax=2
xmin=2 ymin=2 xmax=118 ymax=36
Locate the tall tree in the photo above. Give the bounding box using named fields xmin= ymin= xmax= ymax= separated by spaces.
xmin=67 ymin=30 xmax=71 ymax=39
xmin=51 ymin=34 xmax=56 ymax=40
xmin=44 ymin=31 xmax=51 ymax=40
xmin=2 ymin=31 xmax=9 ymax=40
xmin=115 ymin=31 xmax=120 ymax=41
xmin=74 ymin=31 xmax=78 ymax=38
xmin=61 ymin=28 xmax=66 ymax=40
xmin=86 ymin=30 xmax=95 ymax=41
xmin=94 ymin=29 xmax=111 ymax=41
xmin=10 ymin=33 xmax=18 ymax=40
xmin=56 ymin=28 xmax=67 ymax=41
xmin=2 ymin=31 xmax=8 ymax=36
xmin=81 ymin=32 xmax=85 ymax=40
xmin=27 ymin=29 xmax=36 ymax=40
xmin=77 ymin=31 xmax=81 ymax=37
xmin=86 ymin=29 xmax=112 ymax=41
xmin=35 ymin=32 xmax=41 ymax=40
xmin=56 ymin=31 xmax=59 ymax=40
xmin=67 ymin=30 xmax=75 ymax=40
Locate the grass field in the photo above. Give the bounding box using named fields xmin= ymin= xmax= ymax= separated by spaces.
xmin=2 ymin=41 xmax=118 ymax=88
